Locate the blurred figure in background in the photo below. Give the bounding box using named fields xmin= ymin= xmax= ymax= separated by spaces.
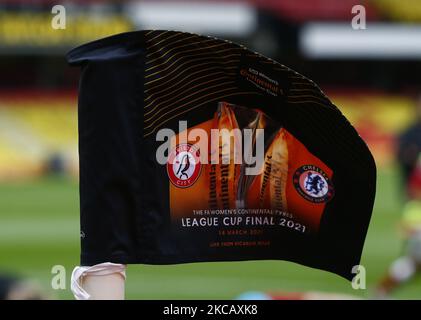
xmin=397 ymin=95 xmax=421 ymax=198
xmin=237 ymin=290 xmax=360 ymax=300
xmin=0 ymin=274 xmax=49 ymax=300
xmin=375 ymin=199 xmax=421 ymax=297
xmin=376 ymin=99 xmax=421 ymax=297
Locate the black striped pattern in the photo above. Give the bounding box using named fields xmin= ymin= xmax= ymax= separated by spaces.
xmin=142 ymin=30 xmax=338 ymax=137
xmin=143 ymin=31 xmax=258 ymax=137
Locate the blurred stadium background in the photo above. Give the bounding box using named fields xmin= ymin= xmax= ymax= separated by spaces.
xmin=0 ymin=0 xmax=420 ymax=299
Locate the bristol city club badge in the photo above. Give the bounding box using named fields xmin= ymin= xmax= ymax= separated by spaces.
xmin=167 ymin=143 xmax=202 ymax=188
xmin=293 ymin=165 xmax=334 ymax=203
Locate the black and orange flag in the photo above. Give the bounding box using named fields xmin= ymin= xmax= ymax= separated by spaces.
xmin=67 ymin=30 xmax=376 ymax=280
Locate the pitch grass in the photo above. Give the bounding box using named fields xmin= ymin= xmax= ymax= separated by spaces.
xmin=0 ymin=167 xmax=420 ymax=300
